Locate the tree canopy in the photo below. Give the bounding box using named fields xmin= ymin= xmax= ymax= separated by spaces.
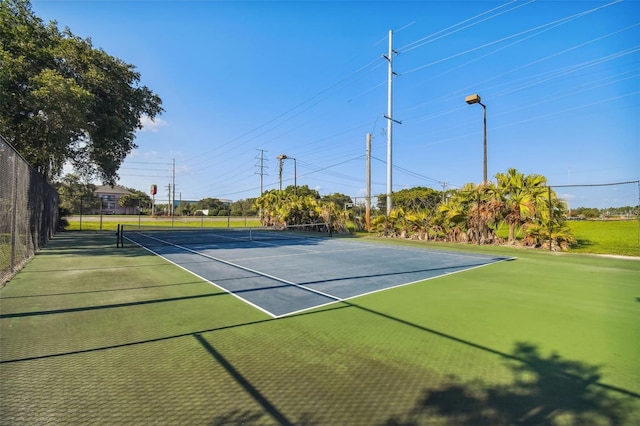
xmin=54 ymin=173 xmax=97 ymax=214
xmin=370 ymin=169 xmax=575 ymax=250
xmin=283 ymin=184 xmax=320 ymax=199
xmin=0 ymin=0 xmax=163 ymax=184
xmin=321 ymin=192 xmax=352 ymax=209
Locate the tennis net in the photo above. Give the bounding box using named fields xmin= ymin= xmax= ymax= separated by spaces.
xmin=120 ymin=223 xmax=331 ymax=248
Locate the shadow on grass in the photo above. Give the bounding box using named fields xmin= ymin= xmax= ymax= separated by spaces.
xmin=0 ymin=281 xmax=301 ymax=318
xmin=35 ymin=231 xmax=147 ymax=258
xmin=194 ymin=333 xmax=295 ymax=426
xmin=383 ymin=342 xmax=633 ymax=426
xmin=3 ymin=296 xmax=636 ymax=424
xmin=0 ymin=304 xmax=351 ymax=364
xmin=572 ymin=238 xmax=595 ymax=250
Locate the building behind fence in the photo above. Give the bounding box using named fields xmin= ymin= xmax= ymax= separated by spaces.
xmin=1 ymin=135 xmax=59 ymax=285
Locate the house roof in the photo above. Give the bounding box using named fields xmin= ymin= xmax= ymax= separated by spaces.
xmin=95 ymin=185 xmax=132 ymax=195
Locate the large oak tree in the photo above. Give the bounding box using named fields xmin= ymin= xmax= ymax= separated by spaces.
xmin=0 ymin=0 xmax=163 ymax=184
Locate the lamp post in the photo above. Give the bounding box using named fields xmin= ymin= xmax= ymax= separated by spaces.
xmin=465 ymin=93 xmax=487 ymax=184
xmin=277 ymin=154 xmax=297 ymax=194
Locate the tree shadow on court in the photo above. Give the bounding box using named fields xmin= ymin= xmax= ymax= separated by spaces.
xmin=382 ymin=342 xmax=633 ymax=426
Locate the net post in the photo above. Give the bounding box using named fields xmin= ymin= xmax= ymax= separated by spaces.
xmin=548 ymin=186 xmax=552 ymax=251
xmin=116 ymin=224 xmax=121 ymax=248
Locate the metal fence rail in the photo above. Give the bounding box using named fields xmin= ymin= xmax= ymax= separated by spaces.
xmin=1 ymin=135 xmax=59 ymax=285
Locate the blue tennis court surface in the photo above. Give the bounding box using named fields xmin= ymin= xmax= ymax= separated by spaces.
xmin=134 ymin=237 xmax=510 ymax=317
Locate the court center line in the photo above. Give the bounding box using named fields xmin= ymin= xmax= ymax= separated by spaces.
xmin=126 ymin=233 xmax=514 ymax=318
xmin=124 ymin=235 xmax=278 ymax=318
xmin=217 ymin=246 xmax=377 ymax=263
xmin=126 ymin=233 xmax=343 ymax=304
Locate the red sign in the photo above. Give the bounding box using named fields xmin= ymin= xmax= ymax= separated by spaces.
xmin=150 ymin=184 xmax=157 ymax=196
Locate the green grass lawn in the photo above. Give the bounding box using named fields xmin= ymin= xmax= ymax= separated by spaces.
xmin=491 ymin=219 xmax=639 ymax=257
xmin=65 ymin=216 xmax=640 ymax=257
xmin=567 ymin=219 xmax=640 ymax=256
xmin=1 ymin=232 xmax=638 ymax=424
xmin=63 ymin=215 xmax=262 ymax=231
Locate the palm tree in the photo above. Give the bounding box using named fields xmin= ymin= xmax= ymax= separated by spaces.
xmin=496 ymin=168 xmax=546 ymax=243
xmin=405 ymin=210 xmax=430 ymax=240
xmin=321 ymin=201 xmax=350 ymax=234
xmin=523 ymin=186 xmax=574 ymax=250
xmin=371 ymin=208 xmax=406 ymax=237
xmin=438 ymin=187 xmax=471 ymax=242
xmin=523 ymin=221 xmax=576 ymax=250
xmin=441 ymin=183 xmax=501 ymax=244
xmin=254 ymin=190 xmax=284 ymax=226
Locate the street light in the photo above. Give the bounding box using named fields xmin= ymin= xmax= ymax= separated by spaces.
xmin=465 ymin=93 xmax=487 ymax=184
xmin=277 ymin=154 xmax=297 ymax=194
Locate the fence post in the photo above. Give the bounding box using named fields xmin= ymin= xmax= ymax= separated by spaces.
xmin=1 ymin=136 xmax=59 ymax=285
xmin=10 ymin=152 xmax=18 ymax=273
xmin=548 ymin=186 xmax=552 ymax=251
xmin=477 ymin=191 xmax=481 ymax=245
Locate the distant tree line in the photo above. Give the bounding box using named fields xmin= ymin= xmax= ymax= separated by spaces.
xmin=174 ymin=198 xmax=258 ymax=217
xmin=569 ymin=206 xmax=637 ymax=219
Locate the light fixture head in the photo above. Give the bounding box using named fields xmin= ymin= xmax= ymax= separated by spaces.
xmin=465 ymin=94 xmax=482 ymax=105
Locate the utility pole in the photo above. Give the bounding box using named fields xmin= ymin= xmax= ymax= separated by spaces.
xmin=383 ymin=29 xmax=400 ymax=215
xmin=255 ymin=149 xmax=268 ymax=195
xmin=366 ymin=133 xmax=371 ymax=232
xmin=166 ymin=184 xmax=171 ymax=215
xmin=278 ymin=155 xmax=285 ymax=190
xmin=171 ymin=159 xmax=176 ymax=216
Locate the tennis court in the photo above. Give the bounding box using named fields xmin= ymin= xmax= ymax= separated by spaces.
xmin=123 ymin=226 xmax=511 ymax=317
xmin=3 ymin=232 xmax=639 ymax=424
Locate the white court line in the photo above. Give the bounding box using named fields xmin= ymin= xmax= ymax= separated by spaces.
xmin=125 ymin=233 xmax=514 ymax=318
xmin=221 ymin=238 xmax=512 ymax=268
xmin=124 ymin=233 xmax=343 ymax=317
xmin=219 ymin=245 xmax=375 ymax=263
xmin=280 ymin=255 xmax=515 ymax=317
xmin=124 ymin=235 xmax=278 ymax=317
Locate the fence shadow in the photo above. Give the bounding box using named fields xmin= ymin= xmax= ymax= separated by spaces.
xmin=383 ymin=342 xmax=633 ymax=425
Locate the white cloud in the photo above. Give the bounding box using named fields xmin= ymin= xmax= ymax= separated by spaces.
xmin=139 ymin=115 xmax=167 ymax=132
xmin=559 ymin=192 xmax=576 ymax=201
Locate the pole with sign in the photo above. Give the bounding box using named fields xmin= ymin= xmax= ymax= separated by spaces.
xmin=150 ymin=184 xmax=157 ymax=216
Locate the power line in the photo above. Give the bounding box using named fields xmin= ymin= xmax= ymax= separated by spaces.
xmin=401 ymin=0 xmax=624 ymax=76
xmin=550 ymin=180 xmax=640 ymax=188
xmin=183 ymin=57 xmax=382 ymax=168
xmin=181 ymin=2 xmax=632 ymax=185
xmin=397 ymin=0 xmax=531 ymax=54
xmin=371 ymin=156 xmax=446 ymax=186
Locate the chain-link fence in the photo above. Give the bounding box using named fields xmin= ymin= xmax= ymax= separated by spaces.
xmin=1 ymin=135 xmax=59 ymax=285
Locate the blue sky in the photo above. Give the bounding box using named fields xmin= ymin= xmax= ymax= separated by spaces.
xmin=32 ymin=0 xmax=639 ymax=208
